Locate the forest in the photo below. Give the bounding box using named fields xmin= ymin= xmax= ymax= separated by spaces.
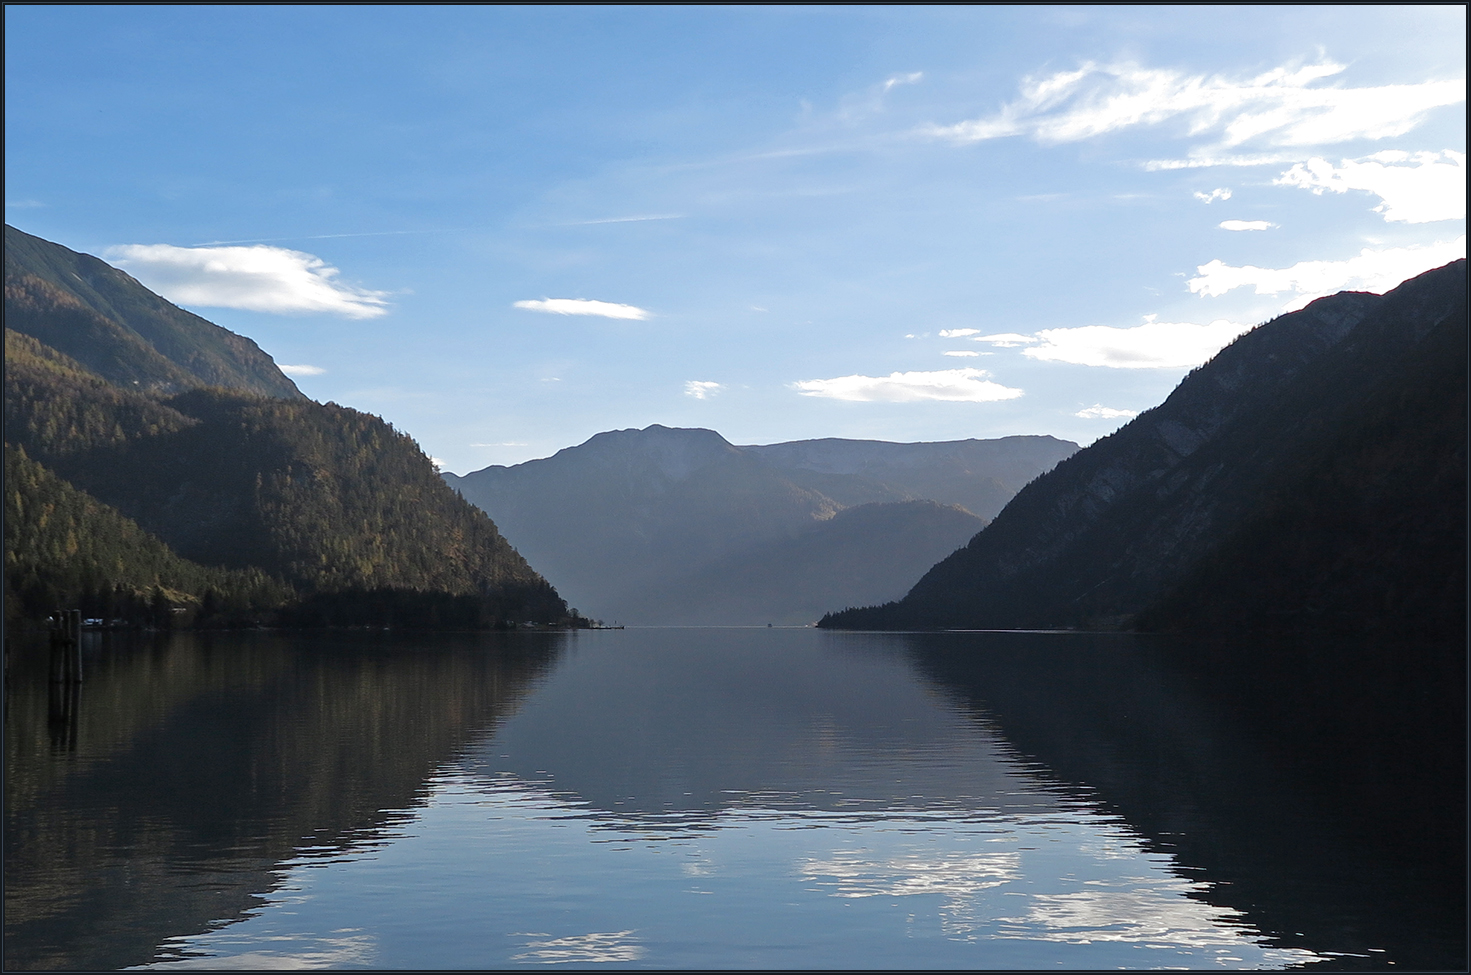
xmin=4 ymin=225 xmax=575 ymax=631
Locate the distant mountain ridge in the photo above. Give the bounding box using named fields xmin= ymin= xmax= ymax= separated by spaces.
xmin=821 ymin=259 xmax=1467 ymax=636
xmin=444 ymin=428 xmax=1077 ymax=623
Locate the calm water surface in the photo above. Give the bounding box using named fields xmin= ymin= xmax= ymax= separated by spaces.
xmin=3 ymin=628 xmax=1463 ymax=970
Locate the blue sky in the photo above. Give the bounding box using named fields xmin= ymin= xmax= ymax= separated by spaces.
xmin=6 ymin=6 xmax=1464 ymax=473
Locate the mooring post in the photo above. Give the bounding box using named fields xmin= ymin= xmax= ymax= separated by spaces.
xmin=69 ymin=609 xmax=82 ymax=683
xmin=49 ymin=610 xmax=83 ymax=684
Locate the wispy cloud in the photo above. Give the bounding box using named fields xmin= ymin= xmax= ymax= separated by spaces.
xmin=792 ymin=368 xmax=1022 ymax=403
xmin=279 ymin=363 xmax=325 ymax=376
xmin=4 ymin=199 xmax=46 ymax=209
xmin=971 ymin=332 xmax=1039 ymax=348
xmin=924 ymin=59 xmax=1464 ymax=161
xmin=684 ymin=380 xmax=723 ymax=399
xmin=1189 ymin=235 xmax=1467 ymax=309
xmin=513 ymin=298 xmax=650 ymax=320
xmin=938 ymin=328 xmax=981 ymax=338
xmin=1076 ymin=404 xmax=1140 ymax=419
xmin=105 ymin=244 xmax=390 ymax=318
xmin=195 ymin=229 xmax=460 ymax=246
xmin=836 ymin=71 xmax=926 ymax=123
xmin=560 ymin=214 xmax=684 ymax=226
xmin=943 ymin=350 xmax=980 ymax=357
xmin=1274 ymin=150 xmax=1466 ymax=223
xmin=1024 ymin=319 xmax=1254 ymax=369
xmin=1193 ymin=188 xmax=1232 ymax=203
xmin=1219 ymin=220 xmax=1276 ymax=231
xmin=884 ymin=71 xmax=924 ymax=92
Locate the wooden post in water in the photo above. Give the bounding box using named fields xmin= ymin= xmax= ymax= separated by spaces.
xmin=48 ymin=610 xmax=82 ymax=684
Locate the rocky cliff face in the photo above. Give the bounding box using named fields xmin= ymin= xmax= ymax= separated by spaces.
xmin=822 ymin=259 xmax=1466 ymax=634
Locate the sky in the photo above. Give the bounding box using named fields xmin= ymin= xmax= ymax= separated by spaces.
xmin=6 ymin=6 xmax=1465 ymax=473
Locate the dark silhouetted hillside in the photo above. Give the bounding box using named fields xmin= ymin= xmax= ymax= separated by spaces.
xmin=822 ymin=260 xmax=1466 ymax=637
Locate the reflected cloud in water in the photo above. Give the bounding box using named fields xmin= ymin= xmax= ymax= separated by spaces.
xmin=510 ymin=930 xmax=645 ymax=964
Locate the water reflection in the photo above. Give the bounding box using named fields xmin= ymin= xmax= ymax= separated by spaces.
xmin=4 ymin=627 xmax=1461 ymax=970
xmin=901 ymin=630 xmax=1466 ymax=972
xmin=4 ymin=629 xmax=561 ymax=971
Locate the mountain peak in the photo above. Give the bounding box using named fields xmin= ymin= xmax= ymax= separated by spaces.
xmin=566 ymin=424 xmax=741 ymax=481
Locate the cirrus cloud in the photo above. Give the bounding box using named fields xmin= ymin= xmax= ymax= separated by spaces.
xmin=278 ymin=364 xmax=325 ymax=376
xmin=923 ymin=58 xmax=1464 ymax=162
xmin=1219 ymin=220 xmax=1276 ymax=231
xmin=792 ymin=368 xmax=1022 ymax=403
xmin=513 ymin=298 xmax=649 ymax=320
xmin=105 ymin=244 xmax=390 ymax=318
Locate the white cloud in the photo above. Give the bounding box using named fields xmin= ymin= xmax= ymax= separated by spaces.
xmin=278 ymin=364 xmax=325 ymax=376
xmin=1025 ymin=319 xmax=1254 ymax=369
xmin=1219 ymin=220 xmax=1277 ymax=231
xmin=1189 ymin=235 xmax=1467 ymax=309
xmin=938 ymin=328 xmax=980 ymax=337
xmin=1274 ymin=150 xmax=1466 ymax=223
xmin=924 ymin=59 xmax=1464 ymax=158
xmin=792 ymin=368 xmax=1023 ymax=403
xmin=513 ymin=298 xmax=649 ymax=320
xmin=106 ymin=244 xmax=391 ymax=318
xmin=972 ymin=332 xmax=1040 ymax=348
xmin=684 ymin=380 xmax=723 ymax=399
xmin=1076 ymin=404 xmax=1140 ymax=419
xmin=943 ymin=350 xmax=980 ymax=357
xmin=884 ymin=71 xmax=924 ymax=92
xmin=1193 ymin=188 xmax=1232 ymax=203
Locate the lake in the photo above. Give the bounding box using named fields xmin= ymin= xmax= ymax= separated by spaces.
xmin=3 ymin=627 xmax=1463 ymax=970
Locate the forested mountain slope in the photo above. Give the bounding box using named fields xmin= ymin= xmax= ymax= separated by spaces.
xmin=821 ymin=260 xmax=1467 ymax=636
xmin=4 ymin=228 xmax=569 ymax=628
xmin=4 ymin=224 xmax=302 ymax=398
xmin=445 ymin=427 xmax=1075 ymax=623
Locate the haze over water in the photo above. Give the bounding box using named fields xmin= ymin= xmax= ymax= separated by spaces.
xmin=4 ymin=629 xmax=1461 ymax=970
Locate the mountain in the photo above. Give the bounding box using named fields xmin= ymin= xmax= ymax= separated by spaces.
xmin=659 ymin=500 xmax=985 ymax=625
xmin=821 ymin=259 xmax=1467 ymax=636
xmin=4 ymin=227 xmax=569 ymax=629
xmin=4 ymin=224 xmax=302 ymax=398
xmin=742 ymin=436 xmax=1072 ymax=518
xmin=444 ymin=427 xmax=1076 ymax=623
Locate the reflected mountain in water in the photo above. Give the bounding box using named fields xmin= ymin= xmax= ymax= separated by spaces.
xmin=457 ymin=629 xmax=1464 ymax=971
xmin=460 ymin=628 xmax=1062 ymax=821
xmin=3 ymin=630 xmax=562 ymax=972
xmin=904 ymin=632 xmax=1467 ymax=972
